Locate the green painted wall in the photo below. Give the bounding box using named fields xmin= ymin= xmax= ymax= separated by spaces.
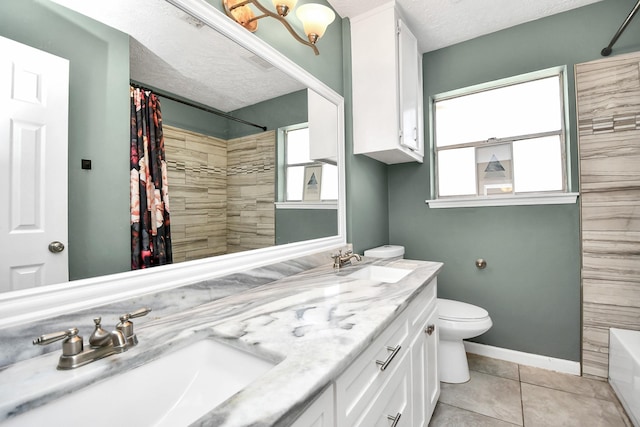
xmin=1 ymin=0 xmax=131 ymax=281
xmin=228 ymin=91 xmax=308 ymax=138
xmin=160 ymin=98 xmax=229 ymax=139
xmin=388 ymin=0 xmax=640 ymax=361
xmin=275 ymin=209 xmax=338 ymax=245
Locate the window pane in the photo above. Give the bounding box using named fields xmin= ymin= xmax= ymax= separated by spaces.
xmin=437 ymin=147 xmax=476 ymax=196
xmin=286 ymin=128 xmax=310 ymax=164
xmin=513 ymin=136 xmax=564 ymax=193
xmin=286 ymin=166 xmax=304 ymax=201
xmin=321 ymin=164 xmax=338 ymax=200
xmin=435 ymin=76 xmax=561 ymax=147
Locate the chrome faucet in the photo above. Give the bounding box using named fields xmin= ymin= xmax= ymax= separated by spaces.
xmin=332 ymin=250 xmax=362 ymax=269
xmin=33 ymin=307 xmax=151 ymax=370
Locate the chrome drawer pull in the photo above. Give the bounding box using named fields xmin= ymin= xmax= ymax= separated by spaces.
xmin=425 ymin=324 xmax=436 ymax=336
xmin=376 ymin=345 xmax=401 ymax=371
xmin=387 ymin=412 xmax=402 ymax=427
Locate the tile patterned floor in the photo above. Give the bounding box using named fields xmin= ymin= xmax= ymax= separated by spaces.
xmin=429 ymin=353 xmax=633 ymax=427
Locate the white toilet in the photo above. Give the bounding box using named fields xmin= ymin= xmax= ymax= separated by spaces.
xmin=364 ymin=245 xmax=493 ymax=384
xmin=437 ymin=298 xmax=492 ymax=383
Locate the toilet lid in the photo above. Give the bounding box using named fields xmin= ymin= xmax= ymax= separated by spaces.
xmin=438 ymin=298 xmax=489 ymax=321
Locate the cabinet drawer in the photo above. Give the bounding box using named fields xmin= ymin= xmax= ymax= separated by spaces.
xmin=353 ymin=350 xmax=412 ymax=427
xmin=335 ymin=311 xmax=410 ymax=427
xmin=408 ymin=278 xmax=437 ymax=331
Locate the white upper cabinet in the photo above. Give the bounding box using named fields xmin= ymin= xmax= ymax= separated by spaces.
xmin=308 ymin=88 xmax=338 ymax=164
xmin=351 ymin=3 xmax=424 ymax=164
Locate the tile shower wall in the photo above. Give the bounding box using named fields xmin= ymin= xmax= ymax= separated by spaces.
xmin=164 ymin=125 xmax=276 ymax=261
xmin=576 ymin=51 xmax=640 ymax=378
xmin=165 ymin=125 xmax=228 ymax=262
xmin=227 ymin=131 xmax=276 ymax=254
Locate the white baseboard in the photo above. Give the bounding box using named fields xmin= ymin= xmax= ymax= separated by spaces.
xmin=464 ymin=341 xmax=581 ymax=376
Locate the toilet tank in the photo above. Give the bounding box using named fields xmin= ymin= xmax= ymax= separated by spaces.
xmin=364 ymin=245 xmax=405 ymax=259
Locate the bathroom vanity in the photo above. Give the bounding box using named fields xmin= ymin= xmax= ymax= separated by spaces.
xmin=0 ymin=257 xmax=442 ymax=426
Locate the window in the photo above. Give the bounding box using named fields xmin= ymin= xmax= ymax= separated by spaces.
xmin=282 ymin=126 xmax=338 ymax=202
xmin=431 ymin=68 xmax=573 ymax=206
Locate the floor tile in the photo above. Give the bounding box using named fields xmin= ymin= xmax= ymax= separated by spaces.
xmin=521 ymin=382 xmax=627 ymax=427
xmin=439 ymin=371 xmax=523 ymax=426
xmin=468 ymin=353 xmax=520 ymax=381
xmin=429 ymin=402 xmax=519 ymax=426
xmin=519 ymin=364 xmax=616 ymax=401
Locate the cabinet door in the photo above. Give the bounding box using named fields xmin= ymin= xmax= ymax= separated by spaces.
xmin=397 ymin=18 xmax=421 ymax=153
xmin=290 ymin=384 xmax=335 ymax=427
xmin=411 ymin=307 xmax=440 ymax=427
xmin=424 ymin=309 xmax=440 ymax=416
xmin=308 ymin=89 xmax=337 ymax=164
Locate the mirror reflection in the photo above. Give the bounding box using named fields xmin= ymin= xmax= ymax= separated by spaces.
xmin=0 ymin=0 xmax=339 ymax=292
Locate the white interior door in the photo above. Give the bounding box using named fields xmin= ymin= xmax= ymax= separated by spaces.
xmin=0 ymin=35 xmax=69 ymax=291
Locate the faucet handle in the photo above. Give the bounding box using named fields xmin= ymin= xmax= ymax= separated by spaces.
xmin=117 ymin=307 xmax=151 ymax=346
xmin=33 ymin=328 xmax=78 ymax=346
xmin=122 ymin=307 xmax=152 ymax=321
xmin=33 ymin=328 xmax=84 ymax=356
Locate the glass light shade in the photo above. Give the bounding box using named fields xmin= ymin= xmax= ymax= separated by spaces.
xmin=295 ymin=4 xmax=335 ymax=39
xmin=272 ymin=0 xmax=298 ymax=13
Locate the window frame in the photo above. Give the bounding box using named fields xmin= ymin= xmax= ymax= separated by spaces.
xmin=427 ymin=66 xmax=578 ymax=208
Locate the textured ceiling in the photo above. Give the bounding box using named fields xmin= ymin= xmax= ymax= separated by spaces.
xmin=327 ymin=0 xmax=606 ymax=53
xmin=51 ymin=0 xmax=305 ymax=112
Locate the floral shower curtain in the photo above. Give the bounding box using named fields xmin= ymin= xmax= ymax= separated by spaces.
xmin=130 ymin=87 xmax=172 ymax=269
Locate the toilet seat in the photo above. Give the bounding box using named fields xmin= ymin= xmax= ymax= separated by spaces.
xmin=438 ymin=298 xmax=489 ymax=322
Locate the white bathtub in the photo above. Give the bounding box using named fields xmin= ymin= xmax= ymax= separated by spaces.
xmin=609 ymin=328 xmax=640 ymax=427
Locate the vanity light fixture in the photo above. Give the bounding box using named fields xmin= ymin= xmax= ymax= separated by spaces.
xmin=222 ymin=0 xmax=335 ymax=55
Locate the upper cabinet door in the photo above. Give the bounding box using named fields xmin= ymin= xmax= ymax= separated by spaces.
xmin=398 ymin=19 xmax=421 ymax=154
xmin=308 ymin=88 xmax=338 ymax=164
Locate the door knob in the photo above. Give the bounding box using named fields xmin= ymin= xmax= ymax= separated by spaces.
xmin=48 ymin=241 xmax=65 ymax=253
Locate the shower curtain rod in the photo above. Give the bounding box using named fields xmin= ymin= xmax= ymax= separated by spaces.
xmin=130 ymin=82 xmax=268 ymax=132
xmin=601 ymin=0 xmax=640 ymax=56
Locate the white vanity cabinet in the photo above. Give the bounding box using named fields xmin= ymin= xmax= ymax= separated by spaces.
xmin=351 ymin=3 xmax=424 ymax=164
xmin=335 ymin=304 xmax=411 ymax=426
xmin=290 ymin=384 xmax=335 ymax=427
xmin=315 ymin=278 xmax=436 ymax=427
xmin=292 ymin=277 xmax=439 ymax=427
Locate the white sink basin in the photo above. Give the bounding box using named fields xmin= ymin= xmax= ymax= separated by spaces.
xmin=348 ymin=265 xmax=412 ymax=283
xmin=5 ymin=339 xmax=275 ymax=427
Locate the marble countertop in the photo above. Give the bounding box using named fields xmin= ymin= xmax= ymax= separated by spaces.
xmin=0 ymin=257 xmax=442 ymax=426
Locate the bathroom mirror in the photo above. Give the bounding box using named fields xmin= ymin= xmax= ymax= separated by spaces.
xmin=0 ymin=0 xmax=345 ymax=327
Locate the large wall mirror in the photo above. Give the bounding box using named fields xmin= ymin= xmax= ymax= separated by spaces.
xmin=0 ymin=0 xmax=345 ymax=327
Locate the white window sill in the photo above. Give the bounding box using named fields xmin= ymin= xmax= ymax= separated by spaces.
xmin=275 ymin=202 xmax=338 ymax=210
xmin=426 ymin=192 xmax=579 ymax=209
